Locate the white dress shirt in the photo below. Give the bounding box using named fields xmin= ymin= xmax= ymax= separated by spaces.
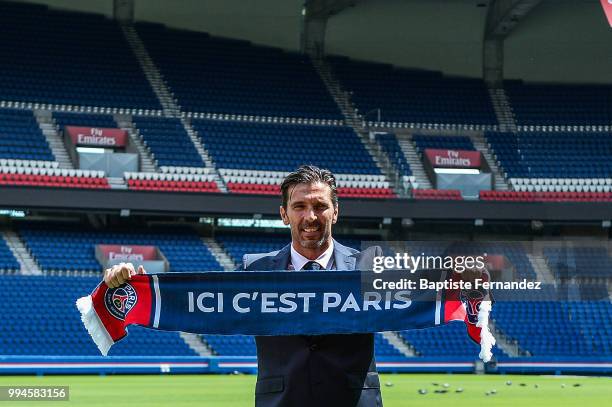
xmin=290 ymin=240 xmax=335 ymax=271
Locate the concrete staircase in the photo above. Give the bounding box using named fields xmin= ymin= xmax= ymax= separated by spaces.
xmin=306 ymin=58 xmax=406 ymax=196
xmin=34 ymin=110 xmax=73 ymax=169
xmin=311 ymin=57 xmax=359 ymax=127
xmin=106 ymin=177 xmax=128 ymax=190
xmin=526 ymin=244 xmax=556 ymax=284
xmin=121 ymin=24 xmax=180 ymax=117
xmin=179 ymin=332 xmax=214 ymax=356
xmin=357 ymin=132 xmax=404 ymax=197
xmin=382 ymin=332 xmax=417 ymax=357
xmin=202 ymin=237 xmax=236 ymax=271
xmin=120 ymin=27 xmax=228 ymax=191
xmin=292 ymin=60 xmax=399 ymax=195
xmin=488 ymin=88 xmax=517 ymax=132
xmin=396 ymin=134 xmax=432 ymax=189
xmin=2 ymin=230 xmax=41 ymax=275
xmin=113 ymin=114 xmax=157 ymax=172
xmin=470 ymin=132 xmax=509 ymax=191
xmin=180 ymin=118 xmax=227 ymax=193
xmin=489 ymin=319 xmax=525 ymax=357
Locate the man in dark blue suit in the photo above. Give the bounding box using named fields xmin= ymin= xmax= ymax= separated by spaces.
xmin=239 ymin=165 xmax=383 ymax=407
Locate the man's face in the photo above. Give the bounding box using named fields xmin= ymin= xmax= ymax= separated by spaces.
xmin=280 ymin=182 xmax=338 ymax=254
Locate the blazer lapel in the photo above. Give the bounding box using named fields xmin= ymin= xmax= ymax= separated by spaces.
xmin=333 ymin=239 xmax=356 ymax=271
xmin=270 ymin=243 xmax=292 ymax=271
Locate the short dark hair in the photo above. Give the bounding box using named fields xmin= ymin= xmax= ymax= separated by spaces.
xmin=280 ymin=165 xmax=338 ymax=209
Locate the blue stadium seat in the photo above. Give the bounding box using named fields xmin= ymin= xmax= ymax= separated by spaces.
xmin=0 ymin=275 xmax=196 ymax=356
xmin=375 ymin=133 xmax=412 ymax=176
xmin=18 ymin=223 xmax=221 ymax=273
xmin=0 ymin=108 xmax=54 ymax=161
xmin=543 ymin=247 xmax=612 ymax=279
xmin=0 ymin=237 xmax=19 ymax=272
xmin=203 ymin=335 xmax=256 ymax=356
xmin=327 ymin=56 xmax=497 ymax=126
xmin=399 ymin=322 xmax=507 ymax=357
xmin=412 ymin=134 xmax=476 ymax=154
xmin=132 ymin=116 xmax=204 ymax=168
xmin=404 ymin=241 xmax=537 ymax=280
xmin=216 ymin=233 xmax=290 ymax=267
xmin=374 ymin=333 xmax=405 ymax=357
xmin=492 ymin=301 xmax=612 ymax=356
xmin=0 ymin=2 xmax=160 ymax=110
xmin=505 ymin=80 xmax=612 ymax=126
xmin=487 ymin=131 xmax=612 ymax=178
xmin=193 ymin=119 xmax=380 ymax=174
xmin=135 ymin=23 xmax=342 ymax=120
xmin=53 ymin=112 xmax=117 ymax=130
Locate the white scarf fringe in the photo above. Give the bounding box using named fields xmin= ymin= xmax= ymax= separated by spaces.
xmin=477 ymin=299 xmax=496 ymax=363
xmin=76 ymin=295 xmax=114 ymax=356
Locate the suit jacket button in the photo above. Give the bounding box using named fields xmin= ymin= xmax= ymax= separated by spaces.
xmin=309 ymin=344 xmax=318 ymax=351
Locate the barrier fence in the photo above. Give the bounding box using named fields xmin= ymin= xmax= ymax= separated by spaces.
xmin=1 ymin=356 xmax=610 ymax=375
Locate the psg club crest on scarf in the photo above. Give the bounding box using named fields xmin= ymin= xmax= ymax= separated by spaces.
xmin=104 ymin=283 xmax=137 ymax=321
xmin=460 ymin=289 xmax=484 ymax=325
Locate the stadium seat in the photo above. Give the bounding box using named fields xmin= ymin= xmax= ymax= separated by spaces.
xmin=412 ymin=134 xmax=476 ymax=154
xmin=0 ymin=2 xmax=160 ymax=111
xmin=0 ymin=108 xmax=54 ymax=161
xmin=193 ymin=119 xmax=380 ymax=174
xmin=399 ymin=322 xmax=507 ymax=357
xmin=543 ymin=246 xmax=612 ymax=279
xmin=0 ymin=168 xmax=109 ymax=189
xmin=375 ymin=133 xmax=412 ymax=177
xmin=18 ymin=223 xmax=221 ymax=273
xmin=480 ymin=190 xmax=612 ymax=202
xmin=0 ymin=275 xmax=196 ymax=356
xmin=505 ymin=80 xmax=612 ymax=127
xmin=487 ymin=131 xmax=612 ymax=179
xmin=493 ymin=300 xmax=612 ymax=356
xmin=0 ymin=238 xmax=20 ymax=272
xmin=412 ymin=189 xmax=463 ymax=200
xmin=135 ymin=22 xmax=342 ymax=120
xmin=53 ymin=112 xmax=117 ymax=131
xmin=327 ymin=56 xmax=497 ymax=128
xmin=132 ymin=116 xmax=205 ymax=168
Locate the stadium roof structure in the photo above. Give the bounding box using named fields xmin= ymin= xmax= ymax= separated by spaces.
xmin=12 ymin=0 xmax=607 ymax=84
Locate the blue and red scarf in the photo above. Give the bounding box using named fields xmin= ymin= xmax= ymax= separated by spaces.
xmin=76 ymin=270 xmax=495 ymax=361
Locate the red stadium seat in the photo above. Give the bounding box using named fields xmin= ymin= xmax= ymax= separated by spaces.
xmin=480 ymin=190 xmax=612 ymax=202
xmin=413 ymin=189 xmax=462 ymax=200
xmin=0 ymin=171 xmax=113 ymax=190
xmin=126 ymin=178 xmax=218 ymax=193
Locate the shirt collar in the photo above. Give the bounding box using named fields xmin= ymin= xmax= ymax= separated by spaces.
xmin=290 ymin=239 xmax=335 ymax=271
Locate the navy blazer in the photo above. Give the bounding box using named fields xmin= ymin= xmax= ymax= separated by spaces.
xmin=241 ymin=239 xmax=383 ymax=407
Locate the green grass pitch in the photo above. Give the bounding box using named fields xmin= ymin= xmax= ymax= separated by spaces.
xmin=0 ymin=374 xmax=609 ymax=406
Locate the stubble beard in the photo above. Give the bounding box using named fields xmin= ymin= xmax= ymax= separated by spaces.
xmin=298 ymin=228 xmax=331 ymax=250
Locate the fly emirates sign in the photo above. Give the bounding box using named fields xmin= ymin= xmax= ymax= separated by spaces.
xmin=65 ymin=126 xmax=128 ymax=148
